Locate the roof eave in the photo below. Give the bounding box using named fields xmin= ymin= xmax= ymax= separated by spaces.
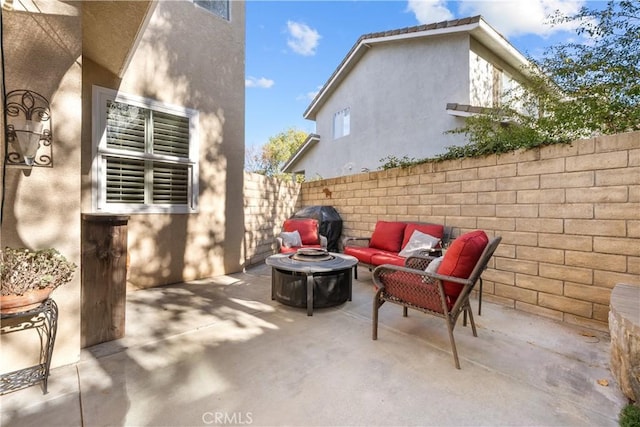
xmin=282 ymin=134 xmax=320 ymax=172
xmin=303 ymin=16 xmax=535 ymax=121
xmin=303 ymin=20 xmax=484 ymax=120
xmin=471 ymin=19 xmax=532 ymax=78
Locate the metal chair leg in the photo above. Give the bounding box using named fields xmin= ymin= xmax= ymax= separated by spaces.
xmin=478 ymin=277 xmax=483 ymax=316
xmin=445 ymin=317 xmax=461 ymax=369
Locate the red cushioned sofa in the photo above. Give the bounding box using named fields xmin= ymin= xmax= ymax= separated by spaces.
xmin=344 ymin=221 xmax=449 ymax=279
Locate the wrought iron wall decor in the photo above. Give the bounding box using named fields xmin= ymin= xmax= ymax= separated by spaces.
xmin=5 ymin=89 xmax=53 ymax=167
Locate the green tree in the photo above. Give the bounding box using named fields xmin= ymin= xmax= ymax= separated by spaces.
xmin=540 ymin=0 xmax=640 ymax=136
xmin=245 ymin=127 xmax=308 ymax=179
xmin=445 ymin=1 xmax=640 ymax=159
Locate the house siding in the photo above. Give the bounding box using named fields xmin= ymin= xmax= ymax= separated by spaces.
xmin=83 ymin=0 xmax=246 ymax=289
xmin=1 ymin=1 xmax=83 ymax=371
xmin=294 ymin=34 xmax=472 ymax=179
xmin=1 ymin=0 xmax=245 ymax=373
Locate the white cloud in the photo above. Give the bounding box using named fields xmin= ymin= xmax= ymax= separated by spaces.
xmin=297 ymin=86 xmax=323 ymax=102
xmin=406 ymin=0 xmax=454 ymax=24
xmin=287 ymin=20 xmax=321 ymax=56
xmin=407 ymin=0 xmax=586 ymax=38
xmin=458 ymin=0 xmax=586 ymax=37
xmin=246 ymin=76 xmax=275 ymax=89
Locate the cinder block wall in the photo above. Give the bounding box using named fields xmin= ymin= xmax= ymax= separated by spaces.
xmin=243 ymin=172 xmax=301 ymax=267
xmin=299 ymin=132 xmax=640 ymax=331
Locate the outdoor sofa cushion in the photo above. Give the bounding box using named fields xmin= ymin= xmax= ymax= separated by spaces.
xmin=437 ymin=229 xmax=489 ymax=303
xmin=401 ymin=223 xmax=444 ymax=249
xmin=398 ymin=230 xmax=441 ymax=258
xmin=344 ymin=221 xmax=445 ymax=269
xmin=369 ymin=221 xmax=407 ymax=253
xmin=283 ymin=218 xmax=319 ymax=245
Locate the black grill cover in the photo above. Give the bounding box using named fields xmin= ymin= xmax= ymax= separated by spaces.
xmin=292 ymin=206 xmax=343 ymax=252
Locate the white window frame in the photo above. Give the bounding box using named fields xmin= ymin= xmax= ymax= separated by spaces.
xmin=333 ymin=107 xmax=350 ymax=139
xmin=193 ymin=0 xmax=230 ymax=21
xmin=92 ymin=86 xmax=199 ymax=214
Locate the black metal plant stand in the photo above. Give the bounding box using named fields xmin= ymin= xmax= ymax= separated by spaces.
xmin=0 ymin=299 xmax=58 ymax=395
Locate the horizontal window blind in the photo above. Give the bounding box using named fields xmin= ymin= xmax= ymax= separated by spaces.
xmin=106 ymin=157 xmax=145 ymax=204
xmin=103 ymin=100 xmax=193 ymax=207
xmin=106 ymin=101 xmax=146 ymax=152
xmin=152 ymin=111 xmax=190 ymax=157
xmin=94 ymin=85 xmax=198 ymax=214
xmin=153 ymin=162 xmax=189 ymax=204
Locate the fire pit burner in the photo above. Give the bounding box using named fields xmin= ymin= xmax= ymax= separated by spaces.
xmin=291 ymin=248 xmax=334 ymax=262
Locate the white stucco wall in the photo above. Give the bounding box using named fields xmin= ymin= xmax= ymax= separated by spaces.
xmin=293 ymin=34 xmax=470 ymax=180
xmin=1 ymin=0 xmax=83 ymax=371
xmin=83 ymin=1 xmax=246 ymax=288
xmin=2 ymin=0 xmax=245 ymax=375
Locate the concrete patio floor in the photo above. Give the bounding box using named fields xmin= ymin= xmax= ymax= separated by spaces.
xmin=1 ymin=263 xmax=628 ymax=426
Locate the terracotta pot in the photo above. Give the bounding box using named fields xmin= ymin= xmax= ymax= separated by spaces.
xmin=0 ymin=287 xmax=54 ymax=314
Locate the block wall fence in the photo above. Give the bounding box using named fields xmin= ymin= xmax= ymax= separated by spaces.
xmin=243 ymin=172 xmax=301 ymax=266
xmin=295 ymin=131 xmax=639 ymax=331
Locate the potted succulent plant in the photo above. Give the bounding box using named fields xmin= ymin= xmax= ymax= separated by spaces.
xmin=0 ymin=247 xmax=76 ymax=314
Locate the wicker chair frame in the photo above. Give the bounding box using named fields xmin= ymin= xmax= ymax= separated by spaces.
xmin=372 ymin=236 xmax=501 ymax=369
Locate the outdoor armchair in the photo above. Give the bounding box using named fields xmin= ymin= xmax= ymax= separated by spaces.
xmin=372 ymin=230 xmax=501 ymax=369
xmin=276 ymin=218 xmax=327 ymax=254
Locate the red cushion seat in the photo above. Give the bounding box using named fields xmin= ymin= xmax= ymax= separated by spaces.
xmin=283 ymin=219 xmax=319 ymax=245
xmin=344 ymin=246 xmax=376 ymax=264
xmin=437 ymin=230 xmax=489 ymax=304
xmin=370 ymin=251 xmax=406 ymax=267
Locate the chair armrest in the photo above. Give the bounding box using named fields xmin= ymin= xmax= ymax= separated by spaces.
xmin=373 ymin=263 xmax=472 ymax=290
xmin=343 ymin=236 xmax=370 ymax=247
xmin=319 ymin=235 xmax=328 ymax=249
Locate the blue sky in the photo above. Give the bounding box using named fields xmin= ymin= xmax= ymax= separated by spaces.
xmin=245 ymin=0 xmax=602 ymax=152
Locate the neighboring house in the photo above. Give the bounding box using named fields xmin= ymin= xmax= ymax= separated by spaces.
xmin=283 ymin=16 xmax=532 ymax=180
xmin=1 ymin=0 xmax=245 ymax=370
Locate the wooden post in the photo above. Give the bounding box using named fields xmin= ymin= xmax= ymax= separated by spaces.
xmin=81 ymin=214 xmax=129 ymax=348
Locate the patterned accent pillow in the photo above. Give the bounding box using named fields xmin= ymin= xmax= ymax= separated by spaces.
xmin=398 ymin=231 xmax=441 ymax=257
xmin=280 ymin=230 xmax=302 ymax=248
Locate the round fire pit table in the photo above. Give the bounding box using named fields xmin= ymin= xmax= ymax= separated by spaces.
xmin=266 ymin=250 xmax=358 ymax=316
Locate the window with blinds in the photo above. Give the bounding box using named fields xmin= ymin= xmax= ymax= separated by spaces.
xmin=93 ymin=86 xmax=199 ymax=213
xmin=194 ymin=0 xmax=229 ymax=20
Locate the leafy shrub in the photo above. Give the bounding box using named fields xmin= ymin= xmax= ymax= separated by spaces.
xmin=379 ymin=155 xmax=427 ymax=170
xmin=0 ymin=247 xmax=77 ymax=296
xmin=620 ymin=403 xmax=640 ymax=427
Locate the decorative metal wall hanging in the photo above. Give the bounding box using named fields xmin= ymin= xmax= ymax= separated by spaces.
xmin=5 ymin=90 xmax=53 ymax=167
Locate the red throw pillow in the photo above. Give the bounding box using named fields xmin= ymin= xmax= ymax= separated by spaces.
xmin=284 ymin=219 xmax=319 ymax=245
xmin=369 ymin=221 xmax=407 ymax=253
xmin=402 ymin=223 xmax=444 ymax=249
xmin=437 ymin=230 xmax=489 ymax=305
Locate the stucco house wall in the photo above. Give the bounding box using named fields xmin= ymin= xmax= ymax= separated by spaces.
xmin=286 ymin=17 xmax=532 ymax=181
xmin=1 ymin=1 xmax=83 ymax=371
xmin=302 ymin=35 xmax=469 ymax=179
xmin=1 ymin=0 xmax=245 ymax=374
xmin=82 ymin=1 xmax=246 ymax=289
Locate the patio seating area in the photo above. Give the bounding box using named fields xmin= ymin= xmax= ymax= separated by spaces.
xmin=0 ymin=263 xmax=627 ymax=426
